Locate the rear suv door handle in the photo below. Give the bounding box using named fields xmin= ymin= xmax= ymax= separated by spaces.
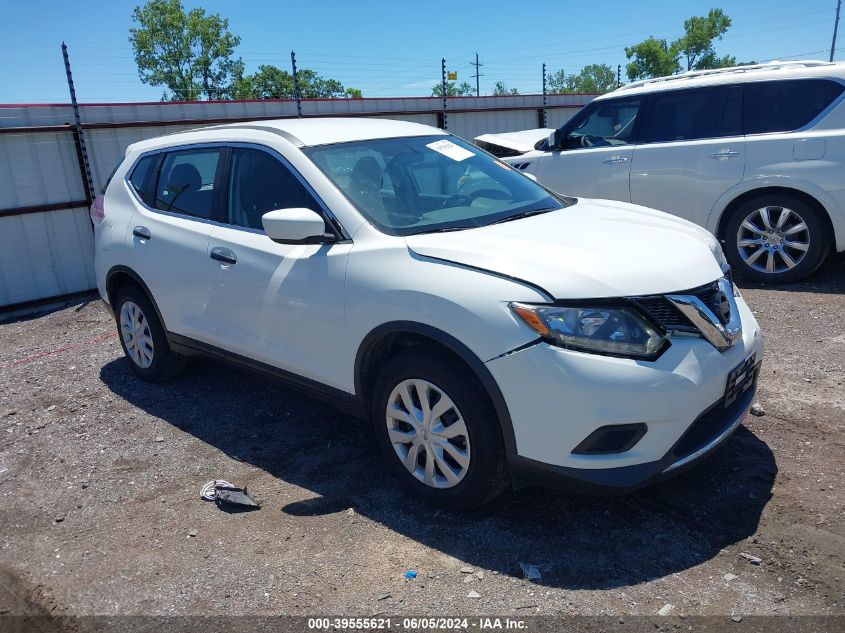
xmin=210 ymin=247 xmax=237 ymax=265
xmin=708 ymin=150 xmax=740 ymax=159
xmin=602 ymin=156 xmax=629 ymax=164
xmin=132 ymin=226 xmax=151 ymax=240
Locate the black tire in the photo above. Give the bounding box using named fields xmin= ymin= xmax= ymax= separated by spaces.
xmin=371 ymin=350 xmax=509 ymax=510
xmin=723 ymin=193 xmax=829 ymax=283
xmin=114 ymin=285 xmax=185 ymax=382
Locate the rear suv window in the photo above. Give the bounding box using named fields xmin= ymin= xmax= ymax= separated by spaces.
xmin=127 ymin=155 xmax=157 ymax=206
xmin=639 ymin=86 xmax=741 ymax=143
xmin=154 ymin=149 xmax=221 ymax=219
xmin=744 ymin=79 xmax=844 ymax=134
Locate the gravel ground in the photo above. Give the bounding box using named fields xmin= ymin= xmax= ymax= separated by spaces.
xmin=0 ymin=255 xmax=842 ymax=622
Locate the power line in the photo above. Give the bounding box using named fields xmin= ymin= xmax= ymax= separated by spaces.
xmin=470 ymin=52 xmax=483 ymax=97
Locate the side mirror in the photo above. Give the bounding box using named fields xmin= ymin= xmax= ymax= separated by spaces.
xmin=262 ymin=208 xmax=330 ymax=244
xmin=547 ymin=130 xmax=562 ymax=151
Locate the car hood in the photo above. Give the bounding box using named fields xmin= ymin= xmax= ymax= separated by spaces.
xmin=404 ymin=199 xmax=724 ymax=299
xmin=474 ymin=128 xmax=551 ymax=154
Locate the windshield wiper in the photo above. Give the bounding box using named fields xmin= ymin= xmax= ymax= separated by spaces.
xmin=489 ymin=207 xmax=557 ymax=225
xmin=412 ymin=224 xmax=477 ymax=235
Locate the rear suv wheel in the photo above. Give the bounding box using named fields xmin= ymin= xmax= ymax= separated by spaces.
xmin=371 ymin=350 xmax=508 ymax=510
xmin=114 ymin=285 xmax=185 ymax=382
xmin=724 ymin=193 xmax=828 ymax=283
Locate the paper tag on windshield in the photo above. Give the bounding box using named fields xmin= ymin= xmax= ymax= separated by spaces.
xmin=426 ymin=139 xmax=475 ymax=162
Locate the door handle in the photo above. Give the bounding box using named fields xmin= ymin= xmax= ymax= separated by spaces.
xmin=210 ymin=247 xmax=237 ymax=265
xmin=708 ymin=150 xmax=740 ymax=159
xmin=602 ymin=156 xmax=629 ymax=164
xmin=132 ymin=226 xmax=151 ymax=240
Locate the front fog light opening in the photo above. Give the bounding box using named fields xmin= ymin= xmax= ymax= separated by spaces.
xmin=572 ymin=423 xmax=648 ymax=455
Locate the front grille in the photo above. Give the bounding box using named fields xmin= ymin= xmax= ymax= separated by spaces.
xmin=630 ymin=280 xmax=721 ymax=333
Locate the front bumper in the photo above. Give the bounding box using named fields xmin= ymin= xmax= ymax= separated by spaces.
xmin=508 ymin=381 xmax=756 ymax=494
xmin=486 ymin=294 xmax=763 ymax=492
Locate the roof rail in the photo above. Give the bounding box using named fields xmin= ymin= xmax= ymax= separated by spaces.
xmin=616 ymin=59 xmax=835 ymax=92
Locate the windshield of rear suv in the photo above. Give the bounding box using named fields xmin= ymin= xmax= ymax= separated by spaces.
xmin=304 ymin=134 xmax=569 ymax=236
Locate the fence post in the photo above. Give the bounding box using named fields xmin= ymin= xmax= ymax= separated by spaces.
xmin=541 ymin=63 xmax=548 ymax=128
xmin=62 ymin=42 xmax=94 ymax=204
xmin=291 ymin=50 xmax=302 ymax=117
xmin=441 ymin=58 xmax=447 ymax=131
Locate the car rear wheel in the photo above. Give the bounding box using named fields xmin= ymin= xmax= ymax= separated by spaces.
xmin=371 ymin=350 xmax=508 ymax=510
xmin=724 ymin=194 xmax=828 ymax=283
xmin=114 ymin=285 xmax=185 ymax=382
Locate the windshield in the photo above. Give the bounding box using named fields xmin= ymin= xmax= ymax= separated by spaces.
xmin=304 ymin=135 xmax=567 ymax=236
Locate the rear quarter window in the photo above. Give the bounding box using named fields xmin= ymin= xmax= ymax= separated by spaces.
xmin=744 ymin=79 xmax=844 ymax=134
xmin=127 ymin=155 xmax=158 ymax=206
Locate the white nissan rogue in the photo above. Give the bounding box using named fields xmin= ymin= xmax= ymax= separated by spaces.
xmin=93 ymin=118 xmax=763 ymax=509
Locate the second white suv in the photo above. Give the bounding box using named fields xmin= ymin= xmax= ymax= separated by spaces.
xmin=93 ymin=118 xmax=763 ymax=509
xmin=486 ymin=61 xmax=845 ymax=283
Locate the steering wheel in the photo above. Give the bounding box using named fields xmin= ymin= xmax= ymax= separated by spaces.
xmin=580 ymin=134 xmax=599 ymax=148
xmin=441 ymin=194 xmax=474 ymax=208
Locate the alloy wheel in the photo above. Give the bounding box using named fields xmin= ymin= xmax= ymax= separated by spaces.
xmin=385 ymin=379 xmax=471 ymax=489
xmin=119 ymin=300 xmax=154 ymax=369
xmin=736 ymin=206 xmax=810 ymax=274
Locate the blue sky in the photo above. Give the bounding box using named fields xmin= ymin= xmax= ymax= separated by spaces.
xmin=0 ymin=0 xmax=840 ymax=103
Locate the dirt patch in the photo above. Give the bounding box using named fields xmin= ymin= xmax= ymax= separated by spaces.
xmin=0 ymin=256 xmax=843 ymax=618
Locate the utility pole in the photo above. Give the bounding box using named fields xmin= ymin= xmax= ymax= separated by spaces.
xmin=291 ymin=50 xmax=302 ymax=117
xmin=441 ymin=58 xmax=448 ymax=130
xmin=542 ymin=63 xmax=548 ymax=128
xmin=470 ymin=52 xmax=483 ymax=97
xmin=61 ymin=42 xmax=94 ymax=204
xmin=617 ymin=64 xmax=622 ymax=87
xmin=831 ymin=0 xmax=842 ymax=62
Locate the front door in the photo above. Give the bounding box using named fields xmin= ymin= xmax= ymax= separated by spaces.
xmin=532 ymin=96 xmax=643 ymax=201
xmin=204 ymin=146 xmax=351 ymax=389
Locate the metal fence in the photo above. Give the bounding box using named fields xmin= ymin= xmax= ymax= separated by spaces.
xmin=0 ymin=93 xmax=593 ymax=309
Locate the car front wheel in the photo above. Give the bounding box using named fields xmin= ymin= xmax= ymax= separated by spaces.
xmin=371 ymin=350 xmax=508 ymax=510
xmin=724 ymin=194 xmax=828 ymax=283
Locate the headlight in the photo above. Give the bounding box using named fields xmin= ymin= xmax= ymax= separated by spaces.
xmin=510 ymin=302 xmax=668 ymax=359
xmin=713 ymin=241 xmax=730 ymax=274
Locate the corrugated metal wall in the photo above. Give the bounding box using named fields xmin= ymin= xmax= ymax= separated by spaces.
xmin=0 ymin=93 xmax=593 ymax=308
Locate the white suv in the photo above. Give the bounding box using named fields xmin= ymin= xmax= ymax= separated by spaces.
xmin=486 ymin=61 xmax=845 ymax=283
xmin=93 ymin=118 xmax=763 ymax=509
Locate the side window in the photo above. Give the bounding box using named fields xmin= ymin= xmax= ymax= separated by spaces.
xmin=564 ymin=98 xmax=642 ymax=149
xmin=127 ymin=155 xmax=157 ymax=206
xmin=227 ymin=148 xmax=319 ymax=230
xmin=154 ymin=148 xmax=221 ymax=219
xmin=745 ymin=79 xmax=844 ymax=134
xmin=639 ymin=86 xmax=742 ymax=143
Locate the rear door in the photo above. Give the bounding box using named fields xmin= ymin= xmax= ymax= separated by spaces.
xmin=123 ymin=146 xmax=222 ymax=343
xmin=532 ymin=97 xmax=642 ymax=200
xmin=629 ymin=85 xmax=745 ymax=226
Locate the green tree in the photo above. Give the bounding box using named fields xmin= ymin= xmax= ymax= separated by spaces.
xmin=625 ymin=37 xmax=680 ymax=81
xmin=625 ymin=8 xmax=738 ymax=81
xmin=492 ymin=81 xmax=519 ymax=95
xmin=130 ymin=0 xmax=242 ymax=100
xmin=547 ymin=64 xmax=617 ymax=94
xmin=228 ymin=64 xmax=362 ymax=99
xmin=676 ymin=8 xmax=732 ymax=71
xmin=431 ymin=81 xmax=475 ymax=96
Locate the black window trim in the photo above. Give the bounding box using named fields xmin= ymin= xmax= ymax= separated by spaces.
xmin=635 ymin=84 xmax=744 ymax=146
xmin=741 ymin=76 xmax=845 ymax=136
xmin=218 ymin=142 xmax=349 ymax=241
xmin=123 ymin=141 xmax=349 ymax=241
xmin=556 ymin=95 xmax=647 ymax=150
